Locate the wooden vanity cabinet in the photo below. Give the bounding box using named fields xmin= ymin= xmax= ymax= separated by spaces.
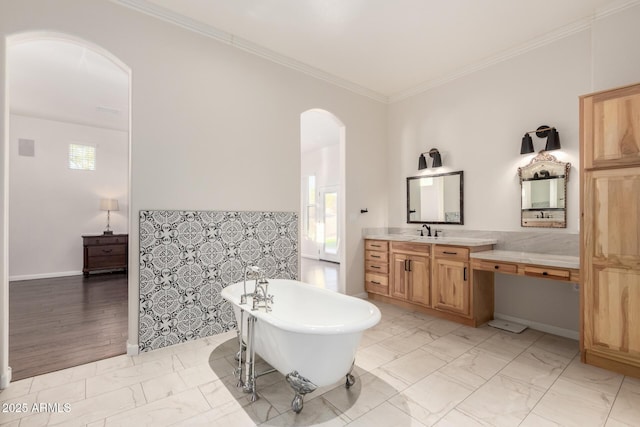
xmin=390 ymin=242 xmax=430 ymax=305
xmin=581 ymin=82 xmax=640 ymax=377
xmin=365 ymin=239 xmax=494 ymax=327
xmin=364 ymin=240 xmax=390 ymax=296
xmin=432 ymin=246 xmax=470 ymax=317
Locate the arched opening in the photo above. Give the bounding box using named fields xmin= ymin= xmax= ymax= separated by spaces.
xmin=2 ymin=32 xmax=131 ymax=384
xmin=300 ymin=109 xmax=346 ymax=293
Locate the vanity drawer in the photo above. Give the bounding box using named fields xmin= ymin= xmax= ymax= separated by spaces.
xmin=366 ymin=250 xmax=388 ymax=263
xmin=523 ymin=265 xmax=571 ymax=280
xmin=365 ymin=261 xmax=389 ymax=274
xmin=473 ymin=259 xmax=518 ymax=274
xmin=365 ymin=273 xmax=389 ymax=295
xmin=365 ymin=240 xmax=388 ymax=252
xmin=434 ymin=245 xmax=469 ymax=261
xmin=390 ymin=241 xmax=430 ymax=255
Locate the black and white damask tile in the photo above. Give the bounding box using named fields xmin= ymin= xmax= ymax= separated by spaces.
xmin=139 ymin=210 xmax=298 ymax=352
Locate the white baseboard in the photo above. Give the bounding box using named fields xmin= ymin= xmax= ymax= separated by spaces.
xmin=493 ymin=312 xmax=579 ymax=340
xmin=9 ymin=271 xmax=83 ymax=282
xmin=126 ymin=341 xmax=139 ymax=356
xmin=1 ymin=367 xmax=12 ymax=389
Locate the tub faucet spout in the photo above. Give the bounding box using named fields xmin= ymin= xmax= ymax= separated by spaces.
xmin=241 ymin=265 xmax=261 ymax=305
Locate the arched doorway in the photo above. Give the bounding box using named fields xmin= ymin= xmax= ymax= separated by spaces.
xmin=300 ymin=109 xmax=346 ymax=293
xmin=1 ymin=32 xmax=131 ymax=385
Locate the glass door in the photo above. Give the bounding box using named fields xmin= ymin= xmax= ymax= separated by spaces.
xmin=319 ymin=186 xmax=339 ymax=263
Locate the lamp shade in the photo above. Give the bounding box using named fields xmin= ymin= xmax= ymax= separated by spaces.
xmin=545 ymin=128 xmax=561 ymax=151
xmin=520 ymin=134 xmax=534 ymax=154
xmin=100 ymin=198 xmax=119 ymax=211
xmin=418 ymin=153 xmax=428 ymax=170
xmin=430 ymin=150 xmax=443 ymax=168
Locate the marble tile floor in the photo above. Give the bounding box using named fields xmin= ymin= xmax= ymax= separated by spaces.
xmin=300 ymin=258 xmax=340 ymax=292
xmin=1 ymin=300 xmax=639 ymax=427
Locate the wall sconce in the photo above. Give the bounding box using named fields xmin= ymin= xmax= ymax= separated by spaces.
xmin=520 ymin=125 xmax=561 ymax=154
xmin=100 ymin=198 xmax=119 ymax=235
xmin=418 ymin=148 xmax=443 ymax=169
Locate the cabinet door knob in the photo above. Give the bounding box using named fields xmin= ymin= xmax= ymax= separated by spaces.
xmin=494 ymin=265 xmax=500 ymax=269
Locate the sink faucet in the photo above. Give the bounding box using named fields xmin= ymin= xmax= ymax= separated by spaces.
xmin=422 ymin=224 xmax=432 ymax=237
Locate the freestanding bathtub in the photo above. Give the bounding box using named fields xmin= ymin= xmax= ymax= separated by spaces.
xmin=221 ymin=278 xmax=381 ymax=412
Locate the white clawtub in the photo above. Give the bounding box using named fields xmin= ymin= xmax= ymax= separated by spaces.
xmin=221 ymin=278 xmax=381 ymax=412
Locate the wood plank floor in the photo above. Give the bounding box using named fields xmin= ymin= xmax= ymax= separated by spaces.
xmin=9 ymin=273 xmax=128 ymax=381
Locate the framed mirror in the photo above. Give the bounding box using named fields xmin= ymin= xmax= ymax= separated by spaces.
xmin=407 ymin=171 xmax=463 ymax=224
xmin=518 ymin=152 xmax=570 ymax=228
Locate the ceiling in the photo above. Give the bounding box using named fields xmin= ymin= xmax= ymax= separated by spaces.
xmin=7 ymin=0 xmax=634 ymax=134
xmin=120 ymin=0 xmax=632 ymax=101
xmin=8 ymin=39 xmax=129 ymax=131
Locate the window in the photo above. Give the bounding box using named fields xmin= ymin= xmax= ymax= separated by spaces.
xmin=69 ymin=143 xmax=96 ymax=170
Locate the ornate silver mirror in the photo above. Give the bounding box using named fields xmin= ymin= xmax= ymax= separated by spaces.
xmin=518 ymin=152 xmax=570 ymax=228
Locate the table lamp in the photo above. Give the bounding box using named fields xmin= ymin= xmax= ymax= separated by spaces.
xmin=100 ymin=198 xmax=119 ymax=235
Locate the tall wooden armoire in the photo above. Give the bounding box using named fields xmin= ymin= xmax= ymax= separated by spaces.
xmin=580 ymin=82 xmax=640 ymax=377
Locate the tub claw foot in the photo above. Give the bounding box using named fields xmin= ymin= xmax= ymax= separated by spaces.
xmin=345 ymin=373 xmax=356 ymax=388
xmin=286 ymin=371 xmax=317 ymax=414
xmin=345 ymin=360 xmax=356 ymax=388
xmin=292 ymin=394 xmax=304 ymax=414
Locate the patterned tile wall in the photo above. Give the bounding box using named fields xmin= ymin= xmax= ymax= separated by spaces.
xmin=139 ymin=210 xmax=298 ymax=352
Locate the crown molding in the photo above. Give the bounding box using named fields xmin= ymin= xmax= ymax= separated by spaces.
xmin=110 ymin=0 xmax=388 ymax=103
xmin=111 ymin=0 xmax=640 ymax=105
xmin=389 ymin=0 xmax=640 ymax=103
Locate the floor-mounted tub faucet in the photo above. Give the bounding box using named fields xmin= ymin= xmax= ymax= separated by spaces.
xmin=252 ymin=280 xmax=274 ymax=312
xmin=241 ymin=265 xmax=261 ymax=305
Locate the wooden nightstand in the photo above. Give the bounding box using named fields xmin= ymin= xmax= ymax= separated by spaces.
xmin=82 ymin=234 xmax=128 ymax=276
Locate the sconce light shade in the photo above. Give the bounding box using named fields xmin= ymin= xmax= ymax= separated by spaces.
xmin=430 ymin=149 xmax=442 ymax=167
xmin=544 ymin=128 xmax=561 ymax=151
xmin=418 ymin=153 xmax=428 ymax=170
xmin=520 ymin=133 xmax=534 ymax=154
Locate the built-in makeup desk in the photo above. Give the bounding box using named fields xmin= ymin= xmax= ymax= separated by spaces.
xmin=470 ymin=250 xmax=580 ymax=283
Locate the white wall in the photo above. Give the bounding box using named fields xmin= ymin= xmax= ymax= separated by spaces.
xmin=388 ymin=30 xmax=589 ymax=232
xmin=0 ymin=0 xmax=388 ymax=379
xmin=387 ymin=4 xmax=640 ymax=335
xmin=9 ymin=114 xmax=128 ymax=279
xmin=1 ymin=32 xmax=9 ymax=388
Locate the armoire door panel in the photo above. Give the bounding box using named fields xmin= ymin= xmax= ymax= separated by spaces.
xmin=587 ymin=266 xmax=640 ymax=357
xmin=591 ymin=88 xmax=640 ymax=168
xmin=587 ymin=168 xmax=640 ymax=262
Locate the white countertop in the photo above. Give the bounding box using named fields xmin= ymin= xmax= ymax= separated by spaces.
xmin=470 ymin=250 xmax=579 ymax=269
xmin=365 ymin=234 xmax=497 ymax=247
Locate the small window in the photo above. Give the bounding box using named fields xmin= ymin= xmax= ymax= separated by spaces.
xmin=69 ymin=143 xmax=96 ymax=170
